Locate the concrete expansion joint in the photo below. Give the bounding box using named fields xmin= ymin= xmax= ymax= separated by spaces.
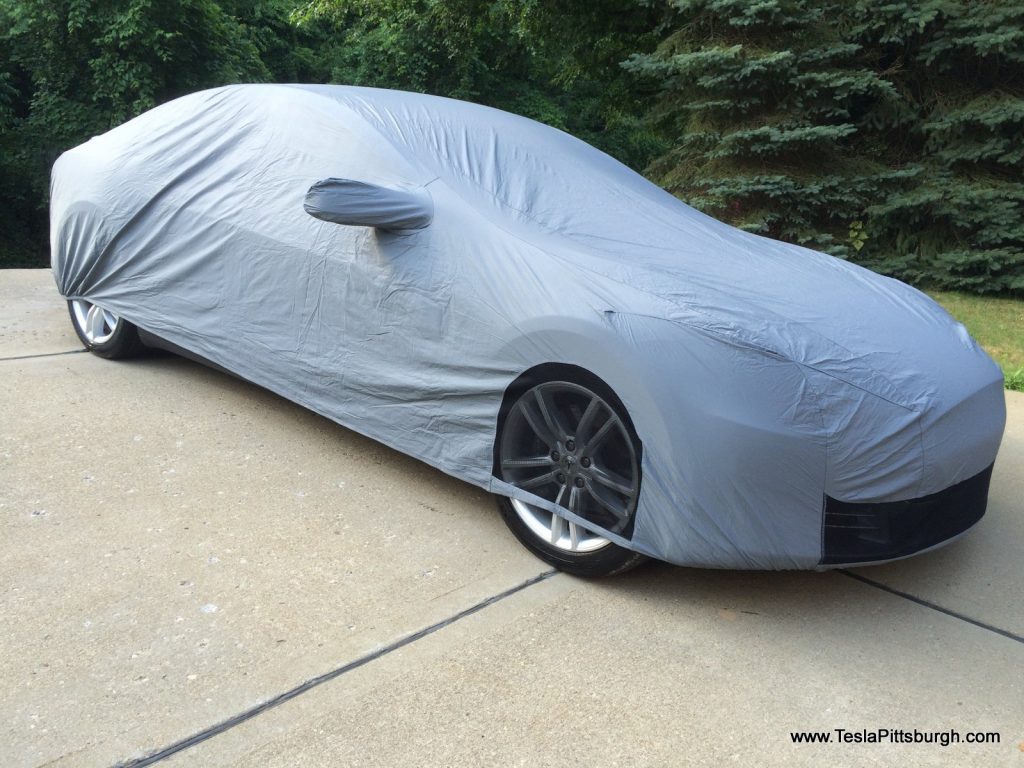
xmin=0 ymin=348 xmax=86 ymax=362
xmin=840 ymin=570 xmax=1024 ymax=645
xmin=110 ymin=570 xmax=559 ymax=768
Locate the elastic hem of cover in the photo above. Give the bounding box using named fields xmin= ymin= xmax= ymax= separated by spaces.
xmin=488 ymin=476 xmax=645 ymax=555
xmin=819 ymin=463 xmax=993 ymax=565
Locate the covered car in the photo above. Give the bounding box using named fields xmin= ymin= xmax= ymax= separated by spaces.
xmin=51 ymin=84 xmax=1006 ymax=576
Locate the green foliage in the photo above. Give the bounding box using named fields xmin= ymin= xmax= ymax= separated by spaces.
xmin=1006 ymin=368 xmax=1024 ymax=392
xmin=0 ymin=0 xmax=663 ymax=267
xmin=629 ymin=0 xmax=1024 ymax=291
xmin=0 ymin=0 xmax=316 ymax=266
xmin=0 ymin=0 xmax=1021 ymax=294
xmin=291 ymin=0 xmax=665 ymax=171
xmin=627 ymin=1 xmax=908 ymax=256
xmin=853 ymin=1 xmax=1024 ymax=292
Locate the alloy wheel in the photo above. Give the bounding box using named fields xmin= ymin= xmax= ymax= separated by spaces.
xmin=498 ymin=381 xmax=640 ymax=553
xmin=70 ymin=299 xmax=121 ymax=345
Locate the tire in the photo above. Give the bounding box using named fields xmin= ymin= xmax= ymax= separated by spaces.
xmin=67 ymin=299 xmax=145 ymax=359
xmin=495 ymin=375 xmax=647 ymax=578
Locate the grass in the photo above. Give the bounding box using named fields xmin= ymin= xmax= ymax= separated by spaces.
xmin=928 ymin=290 xmax=1024 ymax=392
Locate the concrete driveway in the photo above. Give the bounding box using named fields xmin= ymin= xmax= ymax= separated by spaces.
xmin=2 ymin=269 xmax=1021 ymax=767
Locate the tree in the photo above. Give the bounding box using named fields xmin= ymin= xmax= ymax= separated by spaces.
xmin=293 ymin=0 xmax=664 ymax=170
xmin=0 ymin=0 xmax=300 ymax=265
xmin=853 ymin=0 xmax=1024 ymax=292
xmin=3 ymin=0 xmax=1020 ymax=290
xmin=624 ymin=0 xmax=908 ymax=257
xmin=626 ymin=0 xmax=1024 ymax=291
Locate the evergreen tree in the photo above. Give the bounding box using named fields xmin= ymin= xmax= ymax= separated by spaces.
xmin=2 ymin=0 xmax=1021 ymax=290
xmin=853 ymin=1 xmax=1024 ymax=292
xmin=624 ymin=0 xmax=909 ymax=258
xmin=626 ymin=0 xmax=1024 ymax=292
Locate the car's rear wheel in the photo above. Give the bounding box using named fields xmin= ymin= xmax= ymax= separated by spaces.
xmin=67 ymin=299 xmax=145 ymax=359
xmin=496 ymin=378 xmax=646 ymax=577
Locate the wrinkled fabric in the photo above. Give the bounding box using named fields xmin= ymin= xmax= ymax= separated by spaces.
xmin=304 ymin=178 xmax=433 ymax=230
xmin=51 ymin=84 xmax=1006 ymax=569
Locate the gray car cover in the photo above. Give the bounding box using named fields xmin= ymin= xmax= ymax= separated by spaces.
xmin=50 ymin=84 xmax=1006 ymax=569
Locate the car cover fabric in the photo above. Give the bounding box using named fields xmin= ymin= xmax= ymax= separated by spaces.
xmin=50 ymin=84 xmax=1006 ymax=569
xmin=304 ymin=178 xmax=433 ymax=230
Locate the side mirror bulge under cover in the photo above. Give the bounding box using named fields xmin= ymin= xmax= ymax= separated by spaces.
xmin=303 ymin=178 xmax=433 ymax=230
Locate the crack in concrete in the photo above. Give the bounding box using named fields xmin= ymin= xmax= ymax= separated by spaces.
xmin=841 ymin=570 xmax=1024 ymax=645
xmin=111 ymin=569 xmax=558 ymax=768
xmin=0 ymin=349 xmax=86 ymax=362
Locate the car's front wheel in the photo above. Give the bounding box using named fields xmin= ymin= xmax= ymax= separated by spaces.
xmin=67 ymin=299 xmax=145 ymax=359
xmin=496 ymin=377 xmax=646 ymax=577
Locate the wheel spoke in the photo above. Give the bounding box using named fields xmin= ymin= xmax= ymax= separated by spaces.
xmin=518 ymin=470 xmax=558 ymax=490
xmin=568 ymin=521 xmax=582 ymax=551
xmin=549 ymin=512 xmax=566 ymax=545
xmin=586 ymin=482 xmax=629 ymax=520
xmin=581 ymin=415 xmax=616 ymax=454
xmin=567 ymin=486 xmax=582 ymax=550
xmin=533 ymin=388 xmax=569 ymax=443
xmin=500 ymin=456 xmax=554 ymax=469
xmin=576 ymin=396 xmax=601 ymax=441
xmin=86 ymin=304 xmax=106 ymax=340
xmin=554 ymin=482 xmax=568 ymax=507
xmin=516 ymin=399 xmax=558 ymax=447
xmin=588 ymin=464 xmax=635 ymax=496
